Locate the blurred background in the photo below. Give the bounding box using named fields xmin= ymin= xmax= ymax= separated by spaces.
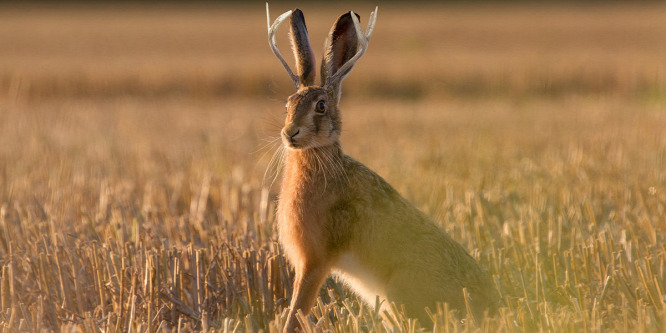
xmin=0 ymin=1 xmax=665 ymax=331
xmin=2 ymin=1 xmax=665 ymax=101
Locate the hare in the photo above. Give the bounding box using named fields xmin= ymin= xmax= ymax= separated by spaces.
xmin=266 ymin=5 xmax=499 ymax=332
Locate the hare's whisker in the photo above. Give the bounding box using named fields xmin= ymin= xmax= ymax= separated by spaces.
xmin=262 ymin=143 xmax=283 ymax=188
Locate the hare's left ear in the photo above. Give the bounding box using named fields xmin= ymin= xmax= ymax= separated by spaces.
xmin=290 ymin=9 xmax=316 ymax=87
xmin=321 ymin=8 xmax=377 ymax=98
xmin=320 ymin=12 xmax=359 ymax=87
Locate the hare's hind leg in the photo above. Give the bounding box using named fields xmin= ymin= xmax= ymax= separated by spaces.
xmin=284 ymin=263 xmax=330 ymax=332
xmin=385 ymin=270 xmax=464 ymax=328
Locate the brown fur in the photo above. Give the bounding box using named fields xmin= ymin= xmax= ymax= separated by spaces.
xmin=270 ymin=8 xmax=499 ymax=332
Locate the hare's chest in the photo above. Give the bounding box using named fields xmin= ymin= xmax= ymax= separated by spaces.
xmin=277 ymin=195 xmax=329 ymax=267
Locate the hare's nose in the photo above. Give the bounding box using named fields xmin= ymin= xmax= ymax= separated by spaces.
xmin=283 ymin=128 xmax=300 ymax=139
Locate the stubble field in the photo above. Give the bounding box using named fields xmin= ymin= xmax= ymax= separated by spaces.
xmin=0 ymin=2 xmax=665 ymax=332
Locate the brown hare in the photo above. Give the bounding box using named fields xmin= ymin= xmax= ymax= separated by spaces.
xmin=266 ymin=4 xmax=499 ymax=332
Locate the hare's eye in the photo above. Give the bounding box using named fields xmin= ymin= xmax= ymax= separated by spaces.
xmin=315 ymin=100 xmax=326 ymax=114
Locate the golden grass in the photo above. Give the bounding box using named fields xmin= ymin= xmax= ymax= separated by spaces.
xmin=0 ymin=2 xmax=665 ymax=332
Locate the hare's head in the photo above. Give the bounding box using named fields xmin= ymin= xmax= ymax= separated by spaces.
xmin=267 ymin=5 xmax=377 ymax=150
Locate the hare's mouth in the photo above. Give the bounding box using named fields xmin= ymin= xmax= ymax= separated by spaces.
xmin=282 ymin=133 xmax=311 ymax=150
xmin=284 ymin=140 xmax=316 ymax=151
xmin=282 ymin=136 xmax=300 ymax=149
xmin=282 ymin=138 xmax=305 ymax=150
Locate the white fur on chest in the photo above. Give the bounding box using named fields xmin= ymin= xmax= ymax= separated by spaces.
xmin=333 ymin=252 xmax=388 ymax=309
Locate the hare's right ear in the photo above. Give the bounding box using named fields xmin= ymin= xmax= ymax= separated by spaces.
xmin=321 ymin=8 xmax=377 ymax=100
xmin=290 ymin=9 xmax=316 ymax=87
xmin=266 ymin=4 xmax=313 ymax=88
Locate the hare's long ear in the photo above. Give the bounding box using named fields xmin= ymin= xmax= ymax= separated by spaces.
xmin=290 ymin=9 xmax=316 ymax=87
xmin=320 ymin=12 xmax=359 ymax=92
xmin=321 ymin=8 xmax=377 ymax=101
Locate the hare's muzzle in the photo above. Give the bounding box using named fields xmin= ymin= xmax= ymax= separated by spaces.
xmin=282 ymin=127 xmax=301 ymax=148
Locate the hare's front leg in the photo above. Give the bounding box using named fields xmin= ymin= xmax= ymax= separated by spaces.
xmin=284 ymin=264 xmax=330 ymax=332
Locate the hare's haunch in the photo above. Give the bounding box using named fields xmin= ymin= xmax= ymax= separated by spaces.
xmin=266 ymin=5 xmax=499 ymax=332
